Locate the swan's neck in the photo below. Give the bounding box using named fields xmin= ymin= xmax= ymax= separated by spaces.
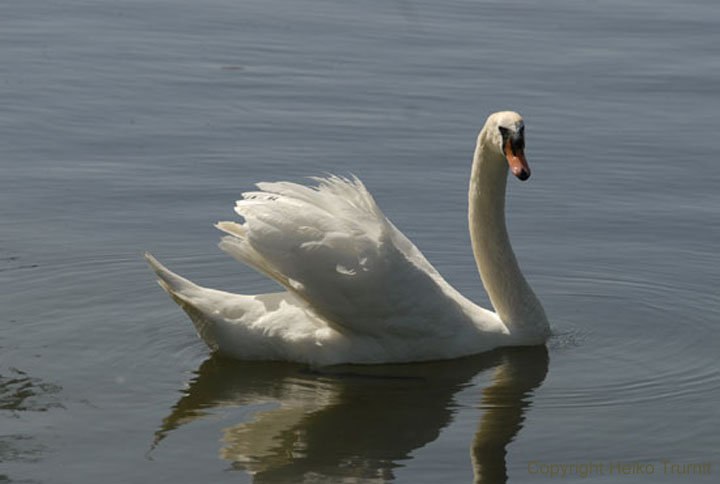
xmin=468 ymin=132 xmax=549 ymax=342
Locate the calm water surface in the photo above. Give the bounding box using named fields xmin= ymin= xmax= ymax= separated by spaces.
xmin=1 ymin=0 xmax=719 ymax=482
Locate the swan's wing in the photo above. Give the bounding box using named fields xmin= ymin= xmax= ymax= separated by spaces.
xmin=216 ymin=175 xmax=466 ymax=338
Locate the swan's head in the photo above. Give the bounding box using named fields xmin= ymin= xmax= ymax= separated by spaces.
xmin=483 ymin=111 xmax=530 ymax=181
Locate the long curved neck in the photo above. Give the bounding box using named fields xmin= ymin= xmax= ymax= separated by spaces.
xmin=468 ymin=131 xmax=549 ymax=342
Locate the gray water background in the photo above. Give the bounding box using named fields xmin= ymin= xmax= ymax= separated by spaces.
xmin=1 ymin=0 xmax=719 ymax=482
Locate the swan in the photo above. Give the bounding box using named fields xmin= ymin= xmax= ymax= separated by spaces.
xmin=146 ymin=111 xmax=550 ymax=365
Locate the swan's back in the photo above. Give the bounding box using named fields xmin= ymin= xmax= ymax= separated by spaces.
xmin=148 ymin=176 xmax=511 ymax=364
xmin=216 ymin=176 xmax=492 ymax=338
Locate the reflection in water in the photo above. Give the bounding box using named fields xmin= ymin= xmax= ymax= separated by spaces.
xmin=0 ymin=367 xmax=63 ymax=412
xmin=471 ymin=347 xmax=549 ymax=483
xmin=153 ymin=347 xmax=548 ymax=483
xmin=0 ymin=367 xmax=61 ymax=482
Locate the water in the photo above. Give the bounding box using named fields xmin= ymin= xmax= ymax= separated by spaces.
xmin=1 ymin=0 xmax=719 ymax=482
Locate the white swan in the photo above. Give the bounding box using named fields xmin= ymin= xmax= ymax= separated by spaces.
xmin=146 ymin=111 xmax=550 ymax=365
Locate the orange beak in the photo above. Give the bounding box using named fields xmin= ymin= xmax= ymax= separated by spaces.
xmin=504 ymin=139 xmax=531 ymax=181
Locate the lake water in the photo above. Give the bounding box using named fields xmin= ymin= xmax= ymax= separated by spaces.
xmin=1 ymin=0 xmax=719 ymax=482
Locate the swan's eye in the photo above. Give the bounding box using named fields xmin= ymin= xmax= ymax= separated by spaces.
xmin=498 ymin=126 xmax=510 ymax=145
xmin=514 ymin=128 xmax=525 ymax=151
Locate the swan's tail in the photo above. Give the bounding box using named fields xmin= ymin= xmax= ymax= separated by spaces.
xmin=144 ymin=252 xmax=225 ymax=350
xmin=144 ymin=253 xmax=319 ymax=362
xmin=144 ymin=253 xmax=203 ymax=301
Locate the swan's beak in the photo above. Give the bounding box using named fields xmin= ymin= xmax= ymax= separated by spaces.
xmin=504 ymin=138 xmax=531 ymax=181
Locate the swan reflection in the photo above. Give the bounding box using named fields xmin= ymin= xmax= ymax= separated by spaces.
xmin=154 ymin=346 xmax=548 ymax=483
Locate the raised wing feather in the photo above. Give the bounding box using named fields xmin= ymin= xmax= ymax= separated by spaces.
xmin=216 ymin=176 xmax=468 ymax=337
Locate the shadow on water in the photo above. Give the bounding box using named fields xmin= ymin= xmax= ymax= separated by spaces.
xmin=152 ymin=346 xmax=548 ymax=483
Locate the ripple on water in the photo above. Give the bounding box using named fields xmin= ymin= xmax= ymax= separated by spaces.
xmin=539 ymin=271 xmax=720 ymax=410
